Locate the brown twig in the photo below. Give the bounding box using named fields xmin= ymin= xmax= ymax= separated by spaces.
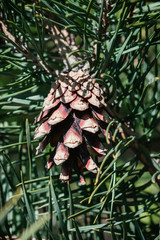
xmin=46 ymin=24 xmax=79 ymax=70
xmin=0 ymin=20 xmax=52 ymax=74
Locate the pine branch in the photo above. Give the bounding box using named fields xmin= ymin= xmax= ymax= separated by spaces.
xmin=46 ymin=24 xmax=78 ymax=70
xmin=107 ymin=104 xmax=160 ymax=186
xmin=0 ymin=20 xmax=52 ymax=74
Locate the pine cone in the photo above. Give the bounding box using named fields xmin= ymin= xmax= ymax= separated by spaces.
xmin=34 ymin=70 xmax=112 ymax=184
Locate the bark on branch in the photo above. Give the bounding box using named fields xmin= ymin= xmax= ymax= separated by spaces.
xmin=0 ymin=20 xmax=52 ymax=74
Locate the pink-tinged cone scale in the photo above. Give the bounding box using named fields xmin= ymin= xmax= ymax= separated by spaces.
xmin=77 ymin=144 xmax=99 ymax=174
xmin=34 ymin=70 xmax=113 ymax=183
xmin=54 ymin=85 xmax=67 ymax=98
xmin=34 ymin=122 xmax=51 ymax=139
xmin=54 ymin=142 xmax=69 ymax=165
xmin=77 ymin=113 xmax=99 ymax=133
xmin=43 ymin=99 xmax=60 ymax=112
xmin=36 ymin=135 xmax=49 ymax=155
xmin=48 ymin=103 xmax=71 ymax=125
xmin=63 ymin=121 xmax=82 ymax=148
xmin=92 ymin=108 xmax=111 ymax=123
xmin=88 ymin=93 xmax=102 ymax=108
xmin=70 ymin=96 xmax=89 ymax=111
xmin=60 ymin=160 xmax=72 ymax=181
xmin=60 ymin=89 xmax=77 ymax=103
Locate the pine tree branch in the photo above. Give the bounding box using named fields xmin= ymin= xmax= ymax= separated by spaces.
xmin=0 ymin=20 xmax=52 ymax=74
xmin=46 ymin=24 xmax=79 ymax=70
xmin=107 ymin=104 xmax=160 ymax=187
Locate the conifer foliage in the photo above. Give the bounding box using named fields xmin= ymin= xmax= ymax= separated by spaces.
xmin=0 ymin=0 xmax=160 ymax=239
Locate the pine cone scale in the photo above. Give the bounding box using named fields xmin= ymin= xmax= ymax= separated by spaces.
xmin=70 ymin=96 xmax=89 ymax=111
xmin=54 ymin=142 xmax=69 ymax=165
xmin=60 ymin=89 xmax=77 ymax=103
xmin=77 ymin=113 xmax=99 ymax=133
xmin=43 ymin=99 xmax=60 ymax=112
xmin=63 ymin=121 xmax=82 ymax=148
xmin=47 ymin=103 xmax=71 ymax=125
xmin=54 ymin=85 xmax=67 ymax=98
xmin=77 ymin=144 xmax=99 ymax=174
xmin=34 ymin=122 xmax=51 ymax=139
xmin=88 ymin=94 xmax=102 ymax=108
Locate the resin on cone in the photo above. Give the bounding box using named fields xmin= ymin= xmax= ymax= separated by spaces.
xmin=34 ymin=69 xmax=112 ymax=184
